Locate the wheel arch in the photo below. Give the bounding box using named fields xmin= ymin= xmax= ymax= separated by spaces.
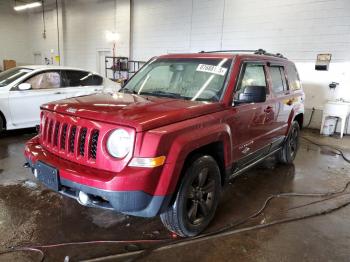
xmin=0 ymin=110 xmax=6 ymax=130
xmin=183 ymin=141 xmax=226 ymax=186
xmin=166 ymin=140 xmax=228 ymax=208
xmin=293 ymin=113 xmax=304 ymax=129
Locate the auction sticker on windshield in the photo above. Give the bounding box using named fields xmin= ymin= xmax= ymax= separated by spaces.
xmin=196 ymin=64 xmax=227 ymax=76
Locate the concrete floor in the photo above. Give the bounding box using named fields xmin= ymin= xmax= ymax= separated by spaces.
xmin=0 ymin=128 xmax=350 ymax=261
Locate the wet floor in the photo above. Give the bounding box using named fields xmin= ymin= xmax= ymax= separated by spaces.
xmin=0 ymin=128 xmax=350 ymax=261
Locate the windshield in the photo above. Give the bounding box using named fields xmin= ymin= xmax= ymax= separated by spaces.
xmin=0 ymin=68 xmax=33 ymax=87
xmin=121 ymin=58 xmax=232 ymax=101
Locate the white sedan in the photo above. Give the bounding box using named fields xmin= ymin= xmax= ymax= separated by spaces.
xmin=0 ymin=65 xmax=119 ymax=132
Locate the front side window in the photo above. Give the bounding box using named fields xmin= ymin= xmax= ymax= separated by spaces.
xmin=0 ymin=68 xmax=33 ymax=87
xmin=25 ymin=71 xmax=61 ymax=90
xmin=121 ymin=58 xmax=232 ymax=102
xmin=234 ymin=64 xmax=267 ymax=101
xmin=270 ymin=66 xmax=288 ymax=93
xmin=63 ymin=71 xmax=103 ymax=87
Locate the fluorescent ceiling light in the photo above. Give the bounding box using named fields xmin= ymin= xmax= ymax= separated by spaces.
xmin=14 ymin=1 xmax=42 ymax=11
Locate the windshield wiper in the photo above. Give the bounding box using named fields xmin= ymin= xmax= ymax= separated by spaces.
xmin=140 ymin=90 xmax=182 ymax=99
xmin=119 ymin=87 xmax=137 ymax=94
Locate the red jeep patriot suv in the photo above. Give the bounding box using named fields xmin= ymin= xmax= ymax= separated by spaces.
xmin=25 ymin=49 xmax=304 ymax=237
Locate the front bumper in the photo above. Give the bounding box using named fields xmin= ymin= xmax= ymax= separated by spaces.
xmin=24 ymin=136 xmax=171 ymax=217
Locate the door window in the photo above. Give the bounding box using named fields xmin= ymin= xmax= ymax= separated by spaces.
xmin=25 ymin=71 xmax=61 ymax=89
xmin=63 ymin=70 xmax=103 ymax=87
xmin=270 ymin=66 xmax=288 ymax=93
xmin=234 ymin=64 xmax=267 ymax=101
xmin=286 ymin=65 xmax=301 ymax=90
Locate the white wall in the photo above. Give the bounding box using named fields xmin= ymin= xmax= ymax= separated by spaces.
xmin=132 ymin=0 xmax=193 ymax=60
xmin=28 ymin=6 xmax=62 ymax=66
xmin=132 ymin=0 xmax=350 ymax=133
xmin=24 ymin=0 xmax=130 ymax=74
xmin=62 ymin=0 xmax=116 ymax=71
xmin=132 ymin=0 xmax=350 ymax=61
xmin=0 ymin=1 xmax=31 ymax=69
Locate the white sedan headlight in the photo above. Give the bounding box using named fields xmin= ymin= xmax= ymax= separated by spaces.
xmin=106 ymin=129 xmax=132 ymax=158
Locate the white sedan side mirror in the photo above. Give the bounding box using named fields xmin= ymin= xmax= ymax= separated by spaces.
xmin=18 ymin=83 xmax=32 ymax=91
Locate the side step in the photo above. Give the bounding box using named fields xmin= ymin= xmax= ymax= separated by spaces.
xmin=228 ymin=147 xmax=282 ymax=181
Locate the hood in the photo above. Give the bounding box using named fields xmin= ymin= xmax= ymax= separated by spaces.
xmin=41 ymin=93 xmax=224 ymax=132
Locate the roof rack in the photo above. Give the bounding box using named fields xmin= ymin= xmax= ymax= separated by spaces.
xmin=199 ymin=49 xmax=286 ymax=59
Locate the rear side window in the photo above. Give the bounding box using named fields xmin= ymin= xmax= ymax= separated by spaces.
xmin=64 ymin=71 xmax=103 ymax=87
xmin=270 ymin=66 xmax=288 ymax=93
xmin=286 ymin=64 xmax=301 ymax=90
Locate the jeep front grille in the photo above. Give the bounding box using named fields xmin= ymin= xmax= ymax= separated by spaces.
xmin=90 ymin=130 xmax=99 ymax=159
xmin=61 ymin=124 xmax=67 ymax=150
xmin=69 ymin=126 xmax=77 ymax=153
xmin=41 ymin=113 xmax=99 ymax=161
xmin=39 ymin=110 xmax=131 ymax=173
xmin=53 ymin=122 xmax=60 ymax=146
xmin=79 ymin=128 xmax=87 ymax=156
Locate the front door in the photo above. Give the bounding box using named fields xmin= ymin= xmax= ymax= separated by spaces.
xmin=228 ymin=62 xmax=277 ymax=170
xmin=9 ymin=70 xmax=67 ymax=127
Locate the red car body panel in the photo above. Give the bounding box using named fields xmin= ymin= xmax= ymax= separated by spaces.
xmin=24 ymin=52 xmax=305 ymax=217
xmin=41 ymin=94 xmax=226 ymax=132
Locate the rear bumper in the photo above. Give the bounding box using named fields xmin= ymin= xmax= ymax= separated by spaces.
xmin=24 ymin=136 xmax=171 ymax=217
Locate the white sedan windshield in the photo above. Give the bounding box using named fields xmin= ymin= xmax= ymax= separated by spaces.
xmin=121 ymin=58 xmax=232 ymax=102
xmin=0 ymin=68 xmax=33 ymax=87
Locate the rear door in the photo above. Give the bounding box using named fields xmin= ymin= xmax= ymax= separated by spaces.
xmin=8 ymin=70 xmax=66 ymax=127
xmin=267 ymin=64 xmax=291 ymax=146
xmin=228 ymin=61 xmax=278 ymax=170
xmin=61 ymin=70 xmax=103 ymax=98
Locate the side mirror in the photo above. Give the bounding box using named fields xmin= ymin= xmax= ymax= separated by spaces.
xmin=18 ymin=83 xmax=32 ymax=91
xmin=238 ymin=85 xmax=266 ymax=103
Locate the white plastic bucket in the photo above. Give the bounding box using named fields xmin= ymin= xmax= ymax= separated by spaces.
xmin=322 ymin=117 xmax=337 ymax=136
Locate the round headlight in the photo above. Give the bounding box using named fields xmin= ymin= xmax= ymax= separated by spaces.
xmin=106 ymin=129 xmax=132 ymax=158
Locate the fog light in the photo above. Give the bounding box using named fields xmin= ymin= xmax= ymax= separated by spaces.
xmin=34 ymin=169 xmax=38 ymax=178
xmin=78 ymin=191 xmax=90 ymax=206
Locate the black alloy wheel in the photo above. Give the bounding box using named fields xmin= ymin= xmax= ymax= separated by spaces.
xmin=278 ymin=121 xmax=300 ymax=164
xmin=160 ymin=155 xmax=221 ymax=237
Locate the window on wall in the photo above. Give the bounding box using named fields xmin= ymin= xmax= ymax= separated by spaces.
xmin=25 ymin=71 xmax=61 ymax=89
xmin=270 ymin=66 xmax=288 ymax=93
xmin=234 ymin=63 xmax=267 ymax=101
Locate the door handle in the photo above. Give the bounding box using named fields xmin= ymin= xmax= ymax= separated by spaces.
xmin=264 ymin=106 xmax=273 ymax=113
xmin=54 ymin=92 xmax=64 ymax=95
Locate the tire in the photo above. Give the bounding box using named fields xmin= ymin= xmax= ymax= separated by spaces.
xmin=160 ymin=155 xmax=221 ymax=237
xmin=277 ymin=121 xmax=300 ymax=164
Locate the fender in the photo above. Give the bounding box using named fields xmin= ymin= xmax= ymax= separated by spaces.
xmin=153 ymin=122 xmax=233 ymax=196
xmin=286 ymin=96 xmax=304 ymax=135
xmin=286 ymin=108 xmax=296 ymax=135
